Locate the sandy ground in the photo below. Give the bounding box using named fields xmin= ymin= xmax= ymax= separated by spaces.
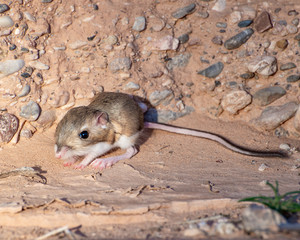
xmin=0 ymin=113 xmax=299 ymax=239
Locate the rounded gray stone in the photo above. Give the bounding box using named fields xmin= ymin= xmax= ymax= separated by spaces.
xmin=132 ymin=16 xmax=146 ymax=32
xmin=253 ymin=102 xmax=298 ymax=130
xmin=197 ymin=62 xmax=224 ymax=78
xmin=20 ymin=100 xmax=41 ymax=121
xmin=166 ymin=53 xmax=191 ymax=70
xmin=171 ymin=3 xmax=196 ymax=19
xmin=149 ymin=90 xmax=174 ymax=106
xmin=109 ymin=57 xmax=132 ymax=73
xmin=253 ymin=86 xmax=286 ymax=106
xmin=0 ymin=4 xmax=9 ymax=13
xmin=280 ymin=62 xmax=296 ymax=71
xmin=286 ymin=75 xmax=300 ymax=83
xmin=224 ymin=28 xmax=254 ymax=50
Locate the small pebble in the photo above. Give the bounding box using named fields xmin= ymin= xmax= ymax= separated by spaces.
xmin=109 ymin=57 xmax=132 ymax=73
xmin=171 ymin=3 xmax=196 ymax=19
xmin=196 ymin=11 xmax=209 ymax=19
xmin=178 ymin=33 xmax=189 ymax=44
xmin=29 ymin=61 xmax=50 ymax=70
xmin=37 ymin=110 xmax=56 ymax=130
xmin=123 ymin=82 xmax=140 ymax=91
xmin=288 ymin=10 xmax=299 ymax=16
xmin=166 ymin=53 xmax=191 ymax=70
xmin=280 ymin=62 xmax=296 ymax=71
xmin=132 ymin=16 xmax=146 ymax=32
xmin=216 ymin=22 xmax=227 ymax=28
xmin=0 ymin=113 xmax=19 ymax=143
xmin=212 ymin=0 xmax=226 ymax=12
xmin=286 ymin=75 xmax=300 ymax=83
xmin=18 ymin=84 xmax=31 ymax=97
xmin=240 ymin=72 xmax=255 ymax=79
xmin=253 ymin=102 xmax=298 ymax=130
xmin=20 ymin=101 xmax=41 ymax=121
xmin=152 ymin=35 xmax=179 ymax=51
xmin=21 ymin=72 xmax=31 ymax=78
xmin=238 ymin=20 xmax=253 ymax=28
xmin=276 ymin=39 xmax=288 ymax=50
xmin=254 ymin=11 xmax=273 ymax=33
xmin=247 ymin=56 xmax=277 ymax=76
xmin=197 ymin=62 xmax=224 ymax=78
xmin=0 ymin=4 xmax=9 ymax=13
xmin=149 ymin=90 xmax=174 ymax=106
xmin=41 ymin=0 xmax=53 ymax=2
xmin=224 ymin=28 xmax=254 ymax=50
xmin=0 ymin=59 xmax=25 ymax=79
xmin=211 ymin=35 xmax=223 ymax=45
xmin=279 ymin=143 xmax=291 ymax=151
xmin=221 ymin=90 xmax=252 ymax=114
xmin=0 ymin=16 xmax=14 ymax=28
xmin=253 ymin=86 xmax=286 ymax=106
xmin=9 ymin=44 xmax=16 ymax=51
xmin=258 ymin=163 xmax=269 ymax=171
xmin=292 ymin=18 xmax=299 ymax=26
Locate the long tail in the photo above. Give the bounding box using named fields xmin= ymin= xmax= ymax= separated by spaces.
xmin=144 ymin=122 xmax=287 ymax=158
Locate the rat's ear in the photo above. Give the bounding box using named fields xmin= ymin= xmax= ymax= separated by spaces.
xmin=95 ymin=112 xmax=109 ymax=128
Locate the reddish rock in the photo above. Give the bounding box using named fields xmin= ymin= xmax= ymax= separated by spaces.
xmin=0 ymin=113 xmax=19 ymax=143
xmin=254 ymin=11 xmax=273 ymax=33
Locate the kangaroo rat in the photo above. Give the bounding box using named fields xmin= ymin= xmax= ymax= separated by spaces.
xmin=55 ymin=92 xmax=286 ymax=169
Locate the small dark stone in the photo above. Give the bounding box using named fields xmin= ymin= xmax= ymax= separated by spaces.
xmin=292 ymin=18 xmax=299 ymax=26
xmin=294 ymin=33 xmax=300 ymax=41
xmin=87 ymin=35 xmax=96 ymax=41
xmin=9 ymin=44 xmax=17 ymax=51
xmin=21 ymin=72 xmax=31 ymax=78
xmin=0 ymin=4 xmax=9 ymax=13
xmin=288 ymin=10 xmax=299 ymax=16
xmin=287 ymin=75 xmax=300 ymax=82
xmin=219 ymin=29 xmax=226 ymax=33
xmin=274 ymin=8 xmax=281 ymax=13
xmin=238 ymin=20 xmax=253 ymax=28
xmin=253 ymin=86 xmax=286 ymax=106
xmin=224 ymin=28 xmax=254 ymax=50
xmin=240 ymin=72 xmax=255 ymax=79
xmin=215 ymin=80 xmax=221 ymax=87
xmin=171 ymin=3 xmax=196 ymax=19
xmin=216 ymin=22 xmax=227 ymax=28
xmin=178 ymin=33 xmax=189 ymax=44
xmin=277 ymin=20 xmax=287 ymax=26
xmin=197 ymin=11 xmax=209 ymax=19
xmin=197 ymin=62 xmax=224 ymax=78
xmin=21 ymin=47 xmax=29 ymax=53
xmin=93 ymin=4 xmax=99 ymax=10
xmin=254 ymin=11 xmax=273 ymax=33
xmin=41 ymin=0 xmax=53 ymax=2
xmin=280 ymin=62 xmax=296 ymax=71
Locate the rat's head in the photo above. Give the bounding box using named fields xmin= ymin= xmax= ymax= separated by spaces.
xmin=54 ymin=106 xmax=112 ymax=159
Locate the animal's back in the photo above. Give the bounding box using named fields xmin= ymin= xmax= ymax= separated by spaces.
xmin=88 ymin=92 xmax=144 ymax=136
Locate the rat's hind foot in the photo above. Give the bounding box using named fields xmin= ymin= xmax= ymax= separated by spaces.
xmin=63 ymin=158 xmax=76 ymax=167
xmin=90 ymin=146 xmax=138 ymax=170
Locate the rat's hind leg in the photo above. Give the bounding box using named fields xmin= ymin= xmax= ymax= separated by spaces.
xmin=90 ymin=146 xmax=138 ymax=170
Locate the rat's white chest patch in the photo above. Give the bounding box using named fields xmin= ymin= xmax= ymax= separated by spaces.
xmin=73 ymin=142 xmax=114 ymax=158
xmin=114 ymin=132 xmax=141 ymax=149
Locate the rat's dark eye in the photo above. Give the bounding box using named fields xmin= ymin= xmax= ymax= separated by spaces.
xmin=79 ymin=131 xmax=89 ymax=139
